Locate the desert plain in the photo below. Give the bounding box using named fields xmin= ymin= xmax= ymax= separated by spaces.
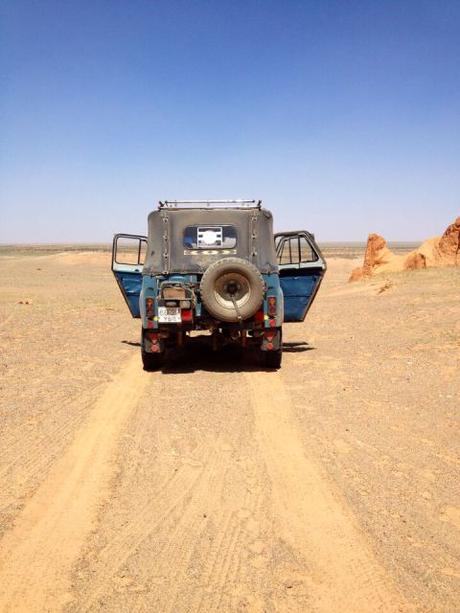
xmin=0 ymin=245 xmax=459 ymax=612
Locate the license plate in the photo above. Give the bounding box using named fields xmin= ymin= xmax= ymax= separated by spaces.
xmin=158 ymin=306 xmax=181 ymax=323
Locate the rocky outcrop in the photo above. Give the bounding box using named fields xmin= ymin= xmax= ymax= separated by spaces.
xmin=437 ymin=217 xmax=460 ymax=263
xmin=404 ymin=252 xmax=426 ymax=270
xmin=348 ymin=234 xmax=395 ymax=281
xmin=349 ymin=217 xmax=460 ymax=282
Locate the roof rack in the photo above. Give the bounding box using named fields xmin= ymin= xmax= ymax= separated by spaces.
xmin=158 ymin=199 xmax=262 ymax=210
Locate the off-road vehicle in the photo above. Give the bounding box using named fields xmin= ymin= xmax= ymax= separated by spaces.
xmin=112 ymin=200 xmax=326 ymax=369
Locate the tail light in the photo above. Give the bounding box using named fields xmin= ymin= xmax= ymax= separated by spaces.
xmin=181 ymin=309 xmax=193 ymax=322
xmin=145 ymin=297 xmax=155 ymax=318
xmin=146 ymin=332 xmax=160 ymax=352
xmin=264 ymin=329 xmax=276 ymax=350
xmin=254 ymin=309 xmax=265 ymax=323
xmin=267 ymin=296 xmax=277 ymax=317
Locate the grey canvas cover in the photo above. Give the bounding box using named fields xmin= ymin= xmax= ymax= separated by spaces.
xmin=143 ymin=208 xmax=278 ymax=275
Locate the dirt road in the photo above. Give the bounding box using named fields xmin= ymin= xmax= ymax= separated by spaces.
xmin=0 ymin=251 xmax=458 ymax=611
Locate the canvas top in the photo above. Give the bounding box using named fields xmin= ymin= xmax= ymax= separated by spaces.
xmin=143 ymin=207 xmax=278 ymax=275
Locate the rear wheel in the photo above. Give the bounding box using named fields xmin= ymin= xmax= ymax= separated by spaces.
xmin=141 ymin=349 xmax=163 ymax=371
xmin=260 ymin=327 xmax=282 ymax=369
xmin=141 ymin=328 xmax=164 ymax=371
xmin=261 ymin=348 xmax=282 ymax=369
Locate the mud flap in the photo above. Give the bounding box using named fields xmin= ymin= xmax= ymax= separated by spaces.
xmin=143 ymin=330 xmax=165 ymax=354
xmin=261 ymin=328 xmax=282 ymax=351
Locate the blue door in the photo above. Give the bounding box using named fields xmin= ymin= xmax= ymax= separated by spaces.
xmin=112 ymin=234 xmax=148 ymax=318
xmin=275 ymin=231 xmax=326 ymax=322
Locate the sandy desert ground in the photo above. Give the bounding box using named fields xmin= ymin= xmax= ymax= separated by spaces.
xmin=0 ymin=248 xmax=459 ymax=612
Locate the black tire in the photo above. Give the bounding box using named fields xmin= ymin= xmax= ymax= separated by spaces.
xmin=200 ymin=257 xmax=265 ymax=322
xmin=261 ymin=348 xmax=282 ymax=369
xmin=141 ymin=349 xmax=163 ymax=371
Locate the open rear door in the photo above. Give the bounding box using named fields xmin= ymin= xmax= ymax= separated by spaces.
xmin=275 ymin=231 xmax=326 ymax=322
xmin=112 ymin=234 xmax=147 ymax=318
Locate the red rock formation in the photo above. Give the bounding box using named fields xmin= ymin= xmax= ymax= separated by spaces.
xmin=438 ymin=217 xmax=460 ymax=263
xmin=404 ymin=252 xmax=426 ymax=270
xmin=349 ymin=217 xmax=459 ymax=282
xmin=349 ymin=233 xmax=398 ymax=281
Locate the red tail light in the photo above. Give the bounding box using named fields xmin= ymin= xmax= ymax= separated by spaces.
xmin=146 ymin=332 xmax=160 ymax=352
xmin=263 ymin=329 xmax=276 ymax=350
xmin=267 ymin=296 xmax=277 ymax=317
xmin=255 ymin=309 xmax=265 ymax=322
xmin=145 ymin=297 xmax=155 ymax=318
xmin=181 ymin=309 xmax=193 ymax=322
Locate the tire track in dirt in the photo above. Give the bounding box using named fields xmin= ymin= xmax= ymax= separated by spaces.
xmin=69 ymin=370 xmax=270 ymax=613
xmin=0 ymin=354 xmax=152 ymax=613
xmin=77 ymin=440 xmax=225 ymax=611
xmin=75 ymin=435 xmax=263 ymax=611
xmin=0 ymin=394 xmax=92 ymax=479
xmin=0 ymin=312 xmax=15 ymax=329
xmin=246 ymin=370 xmax=410 ymax=612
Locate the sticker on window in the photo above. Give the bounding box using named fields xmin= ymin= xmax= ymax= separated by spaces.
xmin=183 ymin=226 xmax=237 ymax=250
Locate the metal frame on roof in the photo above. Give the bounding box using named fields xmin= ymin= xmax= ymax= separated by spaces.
xmin=158 ymin=199 xmax=262 ymax=210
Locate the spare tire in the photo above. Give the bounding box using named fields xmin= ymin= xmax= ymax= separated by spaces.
xmin=200 ymin=257 xmax=265 ymax=322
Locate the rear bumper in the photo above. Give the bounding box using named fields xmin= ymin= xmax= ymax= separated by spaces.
xmin=142 ymin=325 xmax=282 ymax=354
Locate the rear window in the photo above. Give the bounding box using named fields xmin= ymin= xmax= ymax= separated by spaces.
xmin=183 ymin=225 xmax=237 ymax=249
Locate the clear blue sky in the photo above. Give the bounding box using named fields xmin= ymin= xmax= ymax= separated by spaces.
xmin=1 ymin=0 xmax=459 ymax=242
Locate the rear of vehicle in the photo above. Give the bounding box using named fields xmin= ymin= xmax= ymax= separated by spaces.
xmin=112 ymin=200 xmax=326 ymax=369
